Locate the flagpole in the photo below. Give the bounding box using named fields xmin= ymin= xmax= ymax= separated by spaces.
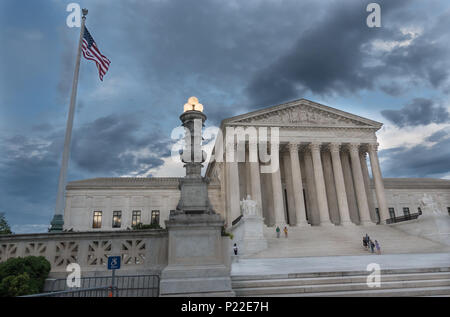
xmin=50 ymin=8 xmax=88 ymax=232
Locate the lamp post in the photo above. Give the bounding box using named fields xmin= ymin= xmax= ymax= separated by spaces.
xmin=172 ymin=97 xmax=215 ymax=216
xmin=160 ymin=97 xmax=233 ymax=296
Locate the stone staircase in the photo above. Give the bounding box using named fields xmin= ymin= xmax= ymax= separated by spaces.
xmin=252 ymin=224 xmax=450 ymax=258
xmin=232 ymin=267 xmax=450 ymax=296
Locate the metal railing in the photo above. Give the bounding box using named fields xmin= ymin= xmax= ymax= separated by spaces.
xmin=231 ymin=215 xmax=243 ymax=226
xmin=386 ymin=212 xmax=420 ymax=224
xmin=21 ymin=286 xmax=115 ymax=297
xmin=21 ymin=274 xmax=159 ymax=297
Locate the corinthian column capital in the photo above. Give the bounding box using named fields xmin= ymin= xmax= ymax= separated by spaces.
xmin=329 ymin=142 xmax=341 ymax=153
xmin=348 ymin=143 xmax=360 ymax=154
xmin=308 ymin=142 xmax=321 ymax=152
xmin=368 ymin=143 xmax=379 ymax=152
xmin=288 ymin=142 xmax=300 ymax=153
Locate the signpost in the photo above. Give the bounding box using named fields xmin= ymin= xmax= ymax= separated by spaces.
xmin=107 ymin=256 xmax=121 ymax=297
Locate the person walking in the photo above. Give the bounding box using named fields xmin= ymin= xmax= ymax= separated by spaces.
xmin=363 ymin=236 xmax=368 ymax=250
xmin=366 ymin=234 xmax=371 ymax=252
xmin=276 ymin=226 xmax=280 ymax=238
xmin=233 ymin=243 xmax=238 ymax=256
xmin=284 ymin=226 xmax=288 ymax=238
xmin=370 ymin=240 xmax=375 ymax=253
xmin=375 ymin=240 xmax=381 ymax=255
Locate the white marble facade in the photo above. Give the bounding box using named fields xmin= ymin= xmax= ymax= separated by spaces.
xmin=63 ymin=99 xmax=450 ymax=231
xmin=205 ymin=99 xmax=450 ymax=228
xmin=64 ymin=177 xmax=224 ymax=231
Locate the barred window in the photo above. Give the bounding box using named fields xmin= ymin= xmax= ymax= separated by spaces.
xmin=132 ymin=210 xmax=141 ymax=227
xmin=403 ymin=207 xmax=410 ymax=217
xmin=388 ymin=208 xmax=395 ymax=219
xmin=112 ymin=211 xmax=122 ymax=228
xmin=151 ymin=210 xmax=160 ymax=226
xmin=93 ymin=211 xmax=102 ymax=228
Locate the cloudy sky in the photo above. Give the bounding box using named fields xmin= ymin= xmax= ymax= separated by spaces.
xmin=1 ymin=0 xmax=449 ymax=233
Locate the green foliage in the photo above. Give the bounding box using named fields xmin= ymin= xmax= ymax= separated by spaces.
xmin=132 ymin=223 xmax=163 ymax=230
xmin=0 ymin=273 xmax=37 ymax=297
xmin=0 ymin=256 xmax=51 ymax=297
xmin=221 ymin=226 xmax=234 ymax=240
xmin=0 ymin=213 xmax=12 ymax=235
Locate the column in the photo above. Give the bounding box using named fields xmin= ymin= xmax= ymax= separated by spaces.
xmin=368 ymin=143 xmax=390 ymax=223
xmin=226 ymin=142 xmax=241 ymax=226
xmin=348 ymin=143 xmax=372 ymax=225
xmin=309 ymin=142 xmax=332 ymax=226
xmin=322 ymin=150 xmax=339 ymax=224
xmin=360 ymin=151 xmax=377 ymax=223
xmin=271 ymin=149 xmax=286 ymax=226
xmin=303 ymin=150 xmax=318 ymax=225
xmin=249 ymin=144 xmax=263 ymax=217
xmin=329 ymin=143 xmax=353 ymax=225
xmin=288 ymin=143 xmax=308 ymax=226
xmin=282 ymin=151 xmax=296 ymax=225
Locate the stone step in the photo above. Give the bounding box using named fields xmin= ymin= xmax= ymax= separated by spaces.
xmin=232 ymin=272 xmax=450 ymax=289
xmin=233 ymin=279 xmax=450 ymax=296
xmin=275 ymin=286 xmax=450 ymax=297
xmin=232 ymin=266 xmax=450 ymax=281
xmin=257 ymin=225 xmax=450 ymax=258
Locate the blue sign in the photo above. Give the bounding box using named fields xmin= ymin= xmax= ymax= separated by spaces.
xmin=107 ymin=256 xmax=121 ymax=270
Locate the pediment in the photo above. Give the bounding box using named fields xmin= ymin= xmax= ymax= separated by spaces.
xmin=223 ymin=99 xmax=382 ymax=129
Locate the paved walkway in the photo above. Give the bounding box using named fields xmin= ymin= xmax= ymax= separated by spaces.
xmin=231 ymin=252 xmax=450 ymax=277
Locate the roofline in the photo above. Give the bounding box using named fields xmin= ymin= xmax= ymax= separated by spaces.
xmin=221 ymin=98 xmax=383 ymax=128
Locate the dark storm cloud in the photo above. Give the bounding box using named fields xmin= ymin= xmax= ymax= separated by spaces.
xmin=87 ymin=0 xmax=321 ymax=119
xmin=380 ymin=134 xmax=450 ymax=178
xmin=71 ymin=113 xmax=170 ymax=175
xmin=426 ymin=127 xmax=450 ymax=143
xmin=246 ymin=0 xmax=450 ymax=107
xmin=381 ymin=98 xmax=450 ymax=127
xmin=0 ymin=134 xmax=60 ymax=227
xmin=0 ymin=111 xmax=172 ymax=227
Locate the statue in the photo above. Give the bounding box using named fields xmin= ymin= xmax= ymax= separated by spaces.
xmin=419 ymin=194 xmax=444 ymax=216
xmin=240 ymin=195 xmax=258 ymax=217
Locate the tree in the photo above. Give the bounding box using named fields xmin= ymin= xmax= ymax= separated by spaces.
xmin=0 ymin=213 xmax=12 ymax=235
xmin=0 ymin=256 xmax=51 ymax=297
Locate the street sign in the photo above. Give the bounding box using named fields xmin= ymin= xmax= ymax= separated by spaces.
xmin=107 ymin=256 xmax=121 ymax=270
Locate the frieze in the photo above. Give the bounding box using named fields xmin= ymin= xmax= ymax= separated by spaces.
xmin=232 ymin=104 xmax=371 ymax=127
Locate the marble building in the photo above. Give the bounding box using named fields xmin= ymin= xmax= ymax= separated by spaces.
xmin=63 ymin=99 xmax=450 ymax=231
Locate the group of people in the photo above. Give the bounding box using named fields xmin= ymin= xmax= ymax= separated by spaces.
xmin=363 ymin=233 xmax=381 ymax=254
xmin=276 ymin=226 xmax=288 ymax=238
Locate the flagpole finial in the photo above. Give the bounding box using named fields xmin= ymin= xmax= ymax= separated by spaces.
xmin=82 ymin=8 xmax=88 ymax=18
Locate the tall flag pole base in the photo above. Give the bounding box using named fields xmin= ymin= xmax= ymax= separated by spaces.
xmin=49 ymin=215 xmax=64 ymax=232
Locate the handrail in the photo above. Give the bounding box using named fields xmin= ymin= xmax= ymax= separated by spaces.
xmin=386 ymin=212 xmax=420 ymax=224
xmin=232 ymin=215 xmax=243 ymax=226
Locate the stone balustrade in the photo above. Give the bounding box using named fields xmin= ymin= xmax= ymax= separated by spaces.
xmin=0 ymin=230 xmax=168 ymax=277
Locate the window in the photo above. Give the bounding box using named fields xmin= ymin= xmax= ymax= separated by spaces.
xmin=151 ymin=210 xmax=160 ymax=226
xmin=389 ymin=208 xmax=395 ymax=219
xmin=92 ymin=211 xmax=102 ymax=228
xmin=112 ymin=211 xmax=122 ymax=228
xmin=132 ymin=210 xmax=141 ymax=227
xmin=403 ymin=207 xmax=410 ymax=217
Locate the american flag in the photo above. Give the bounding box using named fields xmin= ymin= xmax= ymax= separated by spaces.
xmin=81 ymin=27 xmax=110 ymax=81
